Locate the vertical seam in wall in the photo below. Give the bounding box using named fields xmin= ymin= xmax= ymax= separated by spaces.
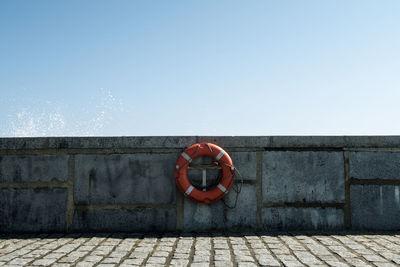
xmin=256 ymin=151 xmax=263 ymax=230
xmin=45 ymin=137 xmax=49 ymax=149
xmin=176 ymin=187 xmax=184 ymax=232
xmin=343 ymin=150 xmax=351 ymax=229
xmin=66 ymin=154 xmax=75 ymax=232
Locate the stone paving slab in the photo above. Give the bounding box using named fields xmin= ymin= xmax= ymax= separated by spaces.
xmin=0 ymin=232 xmax=399 ymax=266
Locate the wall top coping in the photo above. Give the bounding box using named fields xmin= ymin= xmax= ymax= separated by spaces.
xmin=1 ymin=136 xmax=400 ymax=150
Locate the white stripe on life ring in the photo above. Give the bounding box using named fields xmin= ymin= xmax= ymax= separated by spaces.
xmin=216 ymin=150 xmax=225 ymax=161
xmin=217 ymin=183 xmax=228 ymax=194
xmin=185 ymin=185 xmax=194 ymax=196
xmin=181 ymin=152 xmax=192 ymax=162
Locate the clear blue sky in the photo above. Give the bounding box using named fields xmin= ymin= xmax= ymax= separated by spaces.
xmin=1 ymin=1 xmax=399 ymax=136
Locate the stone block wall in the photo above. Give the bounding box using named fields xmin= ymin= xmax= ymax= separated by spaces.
xmin=0 ymin=136 xmax=399 ymax=233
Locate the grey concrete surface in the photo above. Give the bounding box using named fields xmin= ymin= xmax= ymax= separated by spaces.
xmin=0 ymin=155 xmax=69 ymax=182
xmin=195 ymin=136 xmax=270 ymax=148
xmin=72 ymin=209 xmax=176 ymax=232
xmin=74 ymin=154 xmax=177 ymax=205
xmin=2 ymin=135 xmax=400 ymax=149
xmin=183 ymin=184 xmax=257 ymax=232
xmin=262 ymin=151 xmax=345 ymax=203
xmin=345 ymin=135 xmax=400 ymax=148
xmin=350 ymin=152 xmax=400 ymax=179
xmin=269 ymin=136 xmax=345 ymax=148
xmin=262 ymin=207 xmax=344 ymax=230
xmin=0 ymin=188 xmax=67 ymax=233
xmin=1 ymin=136 xmax=400 ymax=233
xmin=48 ymin=136 xmax=198 ymax=149
xmin=351 ymin=185 xmax=400 ymax=230
xmin=0 ymin=137 xmax=48 ymax=150
xmin=1 ymin=232 xmax=400 ymax=267
xmin=229 ymin=152 xmax=257 ymax=181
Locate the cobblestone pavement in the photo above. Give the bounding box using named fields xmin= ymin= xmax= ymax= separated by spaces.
xmin=1 ymin=232 xmax=400 ymax=267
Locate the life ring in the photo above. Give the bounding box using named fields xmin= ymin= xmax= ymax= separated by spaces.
xmin=174 ymin=143 xmax=235 ymax=204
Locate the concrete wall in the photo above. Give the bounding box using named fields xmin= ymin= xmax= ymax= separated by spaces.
xmin=0 ymin=136 xmax=399 ymax=233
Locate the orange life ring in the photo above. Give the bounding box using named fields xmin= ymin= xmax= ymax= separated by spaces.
xmin=174 ymin=142 xmax=235 ymax=204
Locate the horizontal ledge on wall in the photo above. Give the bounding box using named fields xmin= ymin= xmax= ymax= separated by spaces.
xmin=4 ymin=147 xmax=400 ymax=155
xmin=263 ymin=202 xmax=345 ymax=209
xmin=0 ymin=148 xmax=183 ymax=155
xmin=0 ymin=182 xmax=68 ymax=189
xmin=344 ymin=148 xmax=400 ymax=152
xmin=266 ymin=147 xmax=400 ymax=152
xmin=3 ymin=136 xmax=400 ymax=149
xmin=264 ymin=147 xmax=344 ymax=152
xmin=237 ymin=180 xmax=257 ymax=185
xmin=0 ymin=147 xmax=265 ymax=155
xmin=350 ymin=178 xmax=400 ymax=186
xmin=74 ymin=204 xmax=176 ymax=211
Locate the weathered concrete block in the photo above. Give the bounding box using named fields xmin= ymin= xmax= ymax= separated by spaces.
xmin=225 ymin=184 xmax=258 ymax=230
xmin=48 ymin=137 xmax=125 ymax=149
xmin=122 ymin=136 xmax=197 ymax=149
xmin=262 ymin=151 xmax=345 ymax=203
xmin=0 ymin=155 xmax=69 ymax=182
xmin=48 ymin=136 xmax=198 ymax=149
xmin=262 ymin=207 xmax=344 ymax=230
xmin=74 ymin=153 xmax=177 ymax=205
xmin=72 ymin=208 xmax=176 ymax=232
xmin=230 ymin=152 xmax=257 ymax=181
xmin=183 ymin=197 xmax=224 ymax=232
xmin=3 ymin=136 xmax=400 ymax=150
xmin=196 ymin=136 xmax=270 ymax=148
xmin=183 ymin=184 xmax=257 ymax=231
xmin=269 ymin=136 xmax=345 ymax=148
xmin=345 ymin=136 xmax=400 ymax=148
xmin=0 ymin=137 xmax=48 ymax=150
xmin=0 ymin=188 xmax=67 ymax=233
xmin=350 ymin=185 xmax=400 ymax=230
xmin=350 ymin=152 xmax=400 ymax=179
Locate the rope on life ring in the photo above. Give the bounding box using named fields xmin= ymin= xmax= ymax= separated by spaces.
xmin=174 ymin=142 xmax=236 ymax=204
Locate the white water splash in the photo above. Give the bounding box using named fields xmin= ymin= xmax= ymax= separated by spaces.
xmin=2 ymin=89 xmax=124 ymax=137
xmin=9 ymin=109 xmax=66 ymax=137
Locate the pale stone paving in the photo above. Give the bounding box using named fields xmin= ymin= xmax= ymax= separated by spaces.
xmin=0 ymin=233 xmax=399 ymax=266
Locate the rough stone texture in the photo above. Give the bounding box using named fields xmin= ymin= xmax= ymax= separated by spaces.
xmin=183 ymin=197 xmax=225 ymax=232
xmin=229 ymin=152 xmax=257 ymax=181
xmin=262 ymin=151 xmax=345 ymax=202
xmin=43 ymin=136 xmax=270 ymax=149
xmin=196 ymin=136 xmax=270 ymax=148
xmin=350 ymin=152 xmax=400 ymax=179
xmin=48 ymin=136 xmax=197 ymax=149
xmin=345 ymin=136 xmax=400 ymax=148
xmin=0 ymin=155 xmax=69 ymax=182
xmin=0 ymin=137 xmax=49 ymax=150
xmin=74 ymin=153 xmax=177 ymax=205
xmin=262 ymin=207 xmax=344 ymax=230
xmin=72 ymin=208 xmax=176 ymax=232
xmin=0 ymin=188 xmax=67 ymax=233
xmin=224 ymin=184 xmax=258 ymax=230
xmin=183 ymin=184 xmax=257 ymax=231
xmin=2 ymin=233 xmax=399 ymax=266
xmin=269 ymin=136 xmax=345 ymax=148
xmin=351 ymin=185 xmax=400 ymax=230
xmin=2 ymin=136 xmax=400 ymax=149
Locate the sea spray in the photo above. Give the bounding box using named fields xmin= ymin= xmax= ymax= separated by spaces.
xmin=1 ymin=89 xmax=124 ymax=137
